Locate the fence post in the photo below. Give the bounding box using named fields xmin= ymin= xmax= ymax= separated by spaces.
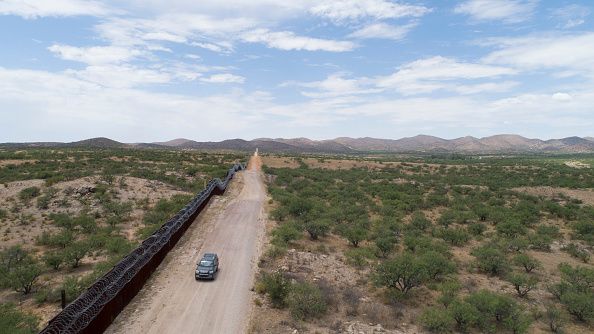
xmin=61 ymin=289 xmax=66 ymax=309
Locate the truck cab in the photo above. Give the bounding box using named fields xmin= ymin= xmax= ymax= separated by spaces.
xmin=195 ymin=253 xmax=219 ymax=280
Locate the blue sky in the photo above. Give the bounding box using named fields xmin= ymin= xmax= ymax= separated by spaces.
xmin=1 ymin=0 xmax=593 ymax=142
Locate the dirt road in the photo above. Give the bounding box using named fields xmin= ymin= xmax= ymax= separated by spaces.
xmin=106 ymin=154 xmax=266 ymax=334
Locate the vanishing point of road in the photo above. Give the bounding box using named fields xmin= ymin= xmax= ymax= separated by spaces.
xmin=106 ymin=152 xmax=266 ymax=333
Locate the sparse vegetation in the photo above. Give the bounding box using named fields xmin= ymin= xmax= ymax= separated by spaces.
xmin=255 ymin=153 xmax=594 ymax=333
xmin=0 ymin=147 xmax=245 ymax=327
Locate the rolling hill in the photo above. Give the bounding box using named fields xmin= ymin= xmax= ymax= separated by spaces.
xmin=2 ymin=135 xmax=594 ymax=153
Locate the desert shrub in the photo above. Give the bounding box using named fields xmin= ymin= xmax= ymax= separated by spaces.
xmin=271 ymin=221 xmax=302 ymax=246
xmin=467 ymin=222 xmax=486 ymax=236
xmin=142 ymin=194 xmax=193 ymax=226
xmin=560 ymin=291 xmax=594 ymax=322
xmin=304 ymin=219 xmax=330 ymax=240
xmin=343 ymin=288 xmax=361 ymax=316
xmin=410 ymin=212 xmax=431 ymax=231
xmin=404 ymin=235 xmax=449 ymax=255
xmin=0 ymin=302 xmax=39 ymax=334
xmin=507 ymin=273 xmax=538 ymax=298
xmin=420 ymin=306 xmax=455 ymax=333
xmin=465 ymin=290 xmax=531 ymax=333
xmin=0 ymin=209 xmax=6 ymax=220
xmin=345 ymin=247 xmax=376 ymax=268
xmin=420 ymin=251 xmax=456 ymax=280
xmin=62 ymin=276 xmax=84 ymax=303
xmin=0 ymin=246 xmax=42 ymax=295
xmin=103 ymin=201 xmax=134 ymax=226
xmin=448 ymin=299 xmax=479 ymax=332
xmin=550 ymin=263 xmax=594 ymax=322
xmin=64 ymin=241 xmax=91 ymax=268
xmin=471 ymin=244 xmax=508 ymax=276
xmin=436 ymin=227 xmax=470 ymax=246
xmin=18 ymin=187 xmax=40 ymax=202
xmin=287 ymin=281 xmax=327 ymax=320
xmin=496 ymin=220 xmax=527 ymax=238
xmin=35 ymin=189 xmax=56 ymax=210
xmin=437 ymin=280 xmax=461 ymax=307
xmin=562 ymin=243 xmax=590 ymax=263
xmin=512 ymin=254 xmax=541 ymax=273
xmin=104 ymin=236 xmax=134 ymax=256
xmin=374 ymin=252 xmax=428 ymax=295
xmin=499 ymin=236 xmax=530 ymax=253
xmin=42 ymin=252 xmax=64 ymax=270
xmin=37 ymin=230 xmax=74 ymax=249
xmin=339 ymin=221 xmax=368 ymax=247
xmin=375 ymin=234 xmax=396 ymax=258
xmin=528 ymin=232 xmax=552 ymax=251
xmin=573 ymin=220 xmax=594 ymax=244
xmin=545 ymin=304 xmax=567 ymax=333
xmin=260 ymin=271 xmax=291 ymax=308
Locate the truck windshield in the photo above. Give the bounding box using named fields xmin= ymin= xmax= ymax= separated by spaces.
xmin=199 ymin=260 xmax=213 ymax=267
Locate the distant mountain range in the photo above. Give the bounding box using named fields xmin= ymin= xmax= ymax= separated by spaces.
xmin=2 ymin=135 xmax=594 ymax=154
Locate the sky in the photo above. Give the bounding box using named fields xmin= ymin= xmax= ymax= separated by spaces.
xmin=1 ymin=0 xmax=593 ymax=142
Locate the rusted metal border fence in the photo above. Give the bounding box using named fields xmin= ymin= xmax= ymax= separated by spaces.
xmin=39 ymin=163 xmax=245 ymax=334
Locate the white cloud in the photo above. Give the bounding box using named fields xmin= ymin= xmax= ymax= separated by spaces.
xmin=551 ymin=4 xmax=590 ymax=29
xmin=241 ymin=29 xmax=355 ymax=52
xmin=66 ymin=65 xmax=172 ymax=88
xmin=0 ymin=0 xmax=111 ymax=18
xmin=349 ymin=22 xmax=416 ymax=40
xmin=48 ymin=44 xmax=144 ymax=65
xmin=375 ymin=56 xmax=516 ymax=95
xmin=454 ymin=0 xmax=538 ymax=23
xmin=552 ymin=92 xmax=572 ymax=102
xmin=482 ymin=33 xmax=594 ymax=78
xmin=200 ymin=73 xmax=245 ymax=84
xmin=284 ymin=73 xmax=381 ymax=98
xmin=310 ymin=0 xmax=430 ymax=23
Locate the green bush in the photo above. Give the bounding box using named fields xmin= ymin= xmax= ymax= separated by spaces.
xmin=287 ymin=281 xmax=327 ymax=320
xmin=545 ymin=304 xmax=567 ymax=333
xmin=18 ymin=187 xmax=40 ymax=202
xmin=465 ymin=290 xmax=530 ymax=333
xmin=562 ymin=243 xmax=590 ymax=263
xmin=573 ymin=220 xmax=594 ymax=244
xmin=340 ymin=222 xmax=368 ymax=247
xmin=375 ymin=234 xmax=396 ymax=257
xmin=448 ymin=299 xmax=479 ymax=331
xmin=560 ymin=291 xmax=594 ymax=322
xmin=420 ymin=251 xmax=456 ymax=280
xmin=0 ymin=303 xmax=39 ymax=334
xmin=507 ymin=273 xmax=538 ymax=298
xmin=436 ymin=227 xmax=470 ymax=246
xmin=260 ymin=271 xmax=291 ymax=308
xmin=437 ymin=280 xmax=461 ymax=307
xmin=344 ymin=247 xmax=375 ymax=268
xmin=420 ymin=306 xmax=455 ymax=332
xmin=467 ymin=222 xmax=486 ymax=236
xmin=496 ymin=220 xmax=527 ymax=238
xmin=410 ymin=212 xmax=432 ymax=231
xmin=512 ymin=254 xmax=541 ymax=273
xmin=271 ymin=221 xmax=302 ymax=246
xmin=375 ymin=252 xmax=428 ymax=294
xmin=304 ymin=219 xmax=330 ymax=240
xmin=64 ymin=241 xmax=90 ymax=268
xmin=471 ymin=244 xmax=508 ymax=276
xmin=42 ymin=252 xmax=64 ymax=270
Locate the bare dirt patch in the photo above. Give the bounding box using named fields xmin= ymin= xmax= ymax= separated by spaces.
xmin=0 ymin=159 xmax=37 ymax=167
xmin=513 ymin=186 xmax=594 ymax=206
xmin=564 ymin=160 xmax=591 ymax=169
